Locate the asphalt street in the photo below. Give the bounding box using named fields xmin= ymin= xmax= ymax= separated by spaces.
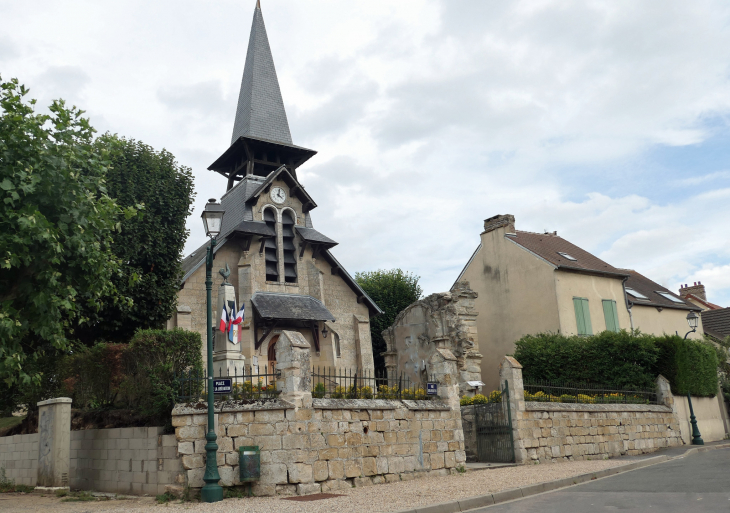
xmin=476 ymin=448 xmax=730 ymax=512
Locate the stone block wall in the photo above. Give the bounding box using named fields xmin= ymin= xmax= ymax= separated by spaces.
xmin=172 ymin=329 xmax=467 ymax=496
xmin=499 ymin=356 xmax=684 ymax=464
xmin=0 ymin=433 xmax=38 ymax=486
xmin=69 ymin=427 xmax=185 ymax=495
xmin=172 ymin=399 xmax=466 ymax=496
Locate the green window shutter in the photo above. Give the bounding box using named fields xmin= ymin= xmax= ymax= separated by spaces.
xmin=581 ymin=298 xmax=593 ymax=335
xmin=573 ymin=297 xmax=592 ymax=335
xmin=602 ymin=300 xmax=619 ymax=332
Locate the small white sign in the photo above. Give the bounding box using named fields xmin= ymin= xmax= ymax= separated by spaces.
xmin=252 ymin=356 xmax=259 ymax=369
xmin=467 ymin=381 xmax=485 ymax=387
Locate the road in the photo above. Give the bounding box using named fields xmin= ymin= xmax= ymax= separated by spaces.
xmin=476 ymin=448 xmax=730 ymax=513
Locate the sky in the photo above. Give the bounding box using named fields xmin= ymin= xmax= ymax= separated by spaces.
xmin=2 ymin=0 xmax=729 ymax=305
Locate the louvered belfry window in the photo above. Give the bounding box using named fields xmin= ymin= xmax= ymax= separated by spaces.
xmin=263 ymin=208 xmax=279 ymax=281
xmin=282 ymin=211 xmax=297 ymax=283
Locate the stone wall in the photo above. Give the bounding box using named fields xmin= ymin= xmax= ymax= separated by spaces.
xmin=499 ymin=357 xmax=684 ymax=464
xmin=173 ymin=399 xmax=465 ymax=496
xmin=382 ymin=281 xmax=483 ymax=397
xmin=0 ymin=433 xmax=38 ymax=486
xmin=172 ymin=330 xmax=466 ymax=496
xmin=69 ymin=427 xmax=185 ymax=495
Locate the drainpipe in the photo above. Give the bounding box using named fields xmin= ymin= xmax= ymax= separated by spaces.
xmin=621 ymin=276 xmax=634 ymax=335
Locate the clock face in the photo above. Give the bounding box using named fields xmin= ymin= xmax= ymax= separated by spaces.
xmin=271 ymin=186 xmax=286 ymax=204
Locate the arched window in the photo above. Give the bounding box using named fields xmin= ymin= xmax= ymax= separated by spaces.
xmin=263 ymin=208 xmax=278 ymax=281
xmin=282 ymin=210 xmax=297 ymax=283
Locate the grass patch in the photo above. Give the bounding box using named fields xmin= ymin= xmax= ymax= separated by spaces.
xmin=156 ymin=491 xmax=178 ymax=504
xmin=61 ymin=491 xmax=97 ymax=502
xmin=55 ymin=489 xmax=68 ymax=497
xmin=224 ymin=486 xmax=251 ymax=499
xmin=0 ymin=467 xmax=34 ymax=493
xmin=0 ymin=416 xmax=24 ymax=432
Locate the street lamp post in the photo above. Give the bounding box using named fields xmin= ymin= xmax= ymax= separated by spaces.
xmin=682 ymin=310 xmax=704 ymax=445
xmin=201 ymin=199 xmax=225 ymax=503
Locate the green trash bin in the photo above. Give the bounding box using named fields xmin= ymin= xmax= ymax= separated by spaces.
xmin=239 ymin=446 xmax=260 ymax=483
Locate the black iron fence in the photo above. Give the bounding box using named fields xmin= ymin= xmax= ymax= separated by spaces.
xmin=311 ymin=367 xmax=434 ymax=400
xmin=523 ymin=379 xmax=657 ymax=405
xmin=177 ymin=365 xmax=281 ymax=402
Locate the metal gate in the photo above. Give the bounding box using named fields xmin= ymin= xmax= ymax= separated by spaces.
xmin=474 ymin=381 xmax=515 ymax=463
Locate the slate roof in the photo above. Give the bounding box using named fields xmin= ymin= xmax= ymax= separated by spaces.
xmin=233 ymin=220 xmax=275 ymax=237
xmin=506 ymin=231 xmax=628 ymax=278
xmin=231 ymin=4 xmax=292 ymax=145
xmin=249 ymin=165 xmax=317 ymax=210
xmin=620 ymin=269 xmax=700 ymax=312
xmin=702 ymin=307 xmax=730 ymax=340
xmin=251 ymin=292 xmax=336 ymax=322
xmin=296 ymin=227 xmax=337 ymax=246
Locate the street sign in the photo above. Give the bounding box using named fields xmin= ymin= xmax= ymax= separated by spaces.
xmin=213 ymin=378 xmax=232 ymax=394
xmin=427 ymin=382 xmax=438 ymax=396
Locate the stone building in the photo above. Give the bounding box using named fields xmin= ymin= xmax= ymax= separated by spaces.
xmin=169 ymin=3 xmax=382 ymax=375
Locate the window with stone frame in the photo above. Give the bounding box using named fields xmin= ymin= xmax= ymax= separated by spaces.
xmin=263 ymin=207 xmax=279 ymax=281
xmin=333 ymin=329 xmax=341 ymax=358
xmin=282 ymin=210 xmax=297 ymax=283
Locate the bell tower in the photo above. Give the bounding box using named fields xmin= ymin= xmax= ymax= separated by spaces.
xmin=208 ymin=1 xmax=317 ymax=190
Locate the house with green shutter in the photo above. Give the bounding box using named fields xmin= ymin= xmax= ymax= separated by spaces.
xmin=454 ymin=214 xmax=703 ymax=391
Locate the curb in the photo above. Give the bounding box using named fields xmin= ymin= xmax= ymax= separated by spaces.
xmin=394 ymin=442 xmax=730 ymax=513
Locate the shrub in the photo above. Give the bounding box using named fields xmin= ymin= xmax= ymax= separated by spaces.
xmin=60 ymin=343 xmax=128 ymax=409
xmin=121 ymin=329 xmax=203 ymax=425
xmin=471 ymin=394 xmax=489 ymax=405
xmin=312 ymin=383 xmax=326 ymax=398
xmin=654 ymin=336 xmax=718 ymax=397
xmin=460 ymin=396 xmax=473 ymax=406
xmin=514 ymin=331 xmax=659 ymax=390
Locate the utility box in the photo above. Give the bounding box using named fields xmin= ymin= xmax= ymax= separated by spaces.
xmin=239 ymin=446 xmax=260 ymax=482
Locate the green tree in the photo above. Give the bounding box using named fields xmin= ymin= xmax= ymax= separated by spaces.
xmin=355 ymin=269 xmax=422 ymax=372
xmin=0 ymin=77 xmax=135 ymax=386
xmin=73 ymin=137 xmax=195 ymax=344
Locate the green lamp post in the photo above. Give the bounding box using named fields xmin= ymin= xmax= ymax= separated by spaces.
xmin=682 ymin=310 xmax=704 ymax=445
xmin=201 ymin=199 xmax=225 ymax=503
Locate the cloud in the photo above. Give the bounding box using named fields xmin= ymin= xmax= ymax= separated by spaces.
xmin=2 ymin=0 xmax=730 ymax=308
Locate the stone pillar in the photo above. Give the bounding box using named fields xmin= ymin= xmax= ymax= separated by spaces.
xmin=656 ymin=375 xmax=674 ymax=408
xmin=499 ymin=356 xmax=527 ymax=463
xmin=176 ymin=305 xmax=192 ymax=330
xmin=275 ymin=330 xmax=313 ymax=409
xmin=353 ymin=314 xmax=374 ymax=372
xmin=36 ymin=397 xmax=72 ymax=490
xmin=428 ymin=348 xmax=461 ymax=409
xmin=213 ymin=282 xmax=245 ymax=375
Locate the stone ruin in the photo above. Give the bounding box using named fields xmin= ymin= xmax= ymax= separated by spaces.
xmin=382 ymin=281 xmax=483 ymax=396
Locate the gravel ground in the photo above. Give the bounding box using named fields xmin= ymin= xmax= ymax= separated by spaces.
xmin=0 ymin=459 xmax=634 ymax=513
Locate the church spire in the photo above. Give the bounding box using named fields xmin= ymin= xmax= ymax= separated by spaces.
xmin=231 ymin=2 xmax=293 ymax=145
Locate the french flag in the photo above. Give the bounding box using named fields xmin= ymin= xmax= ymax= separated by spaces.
xmin=219 ymin=304 xmax=228 ymax=332
xmin=231 ymin=303 xmax=245 ymax=328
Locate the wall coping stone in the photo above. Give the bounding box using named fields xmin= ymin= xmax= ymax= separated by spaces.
xmin=312 ymin=398 xmax=401 ymax=410
xmin=525 ymin=401 xmax=673 ymax=413
xmin=172 ymin=399 xmax=295 ymax=416
xmin=37 ymin=397 xmax=72 ymax=406
xmin=402 ymin=400 xmax=451 ymax=411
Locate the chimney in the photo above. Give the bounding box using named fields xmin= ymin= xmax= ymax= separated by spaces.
xmin=679 ymin=281 xmax=706 ymax=301
xmin=483 ymin=214 xmax=515 ymax=234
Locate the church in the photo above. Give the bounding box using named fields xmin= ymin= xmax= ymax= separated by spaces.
xmin=169 ymin=2 xmax=382 ymax=376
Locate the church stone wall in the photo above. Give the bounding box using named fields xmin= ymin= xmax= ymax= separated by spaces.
xmin=174 ymin=177 xmax=375 ymax=374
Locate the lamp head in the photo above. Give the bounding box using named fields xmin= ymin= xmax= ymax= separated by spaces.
xmin=321 ymin=323 xmax=329 ymax=339
xmin=201 ymin=198 xmax=225 ymax=238
xmin=686 ymin=311 xmax=699 ymax=330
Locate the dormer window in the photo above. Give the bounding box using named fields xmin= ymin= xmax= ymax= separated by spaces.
xmin=557 ymin=252 xmax=577 ymax=261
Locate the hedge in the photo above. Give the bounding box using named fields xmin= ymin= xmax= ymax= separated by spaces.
xmin=60 ymin=329 xmax=203 ymax=425
xmin=513 ymin=331 xmax=718 ymax=397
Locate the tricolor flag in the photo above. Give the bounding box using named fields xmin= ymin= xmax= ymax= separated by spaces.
xmin=231 ymin=303 xmax=245 ymax=327
xmin=219 ymin=304 xmax=228 ymax=332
